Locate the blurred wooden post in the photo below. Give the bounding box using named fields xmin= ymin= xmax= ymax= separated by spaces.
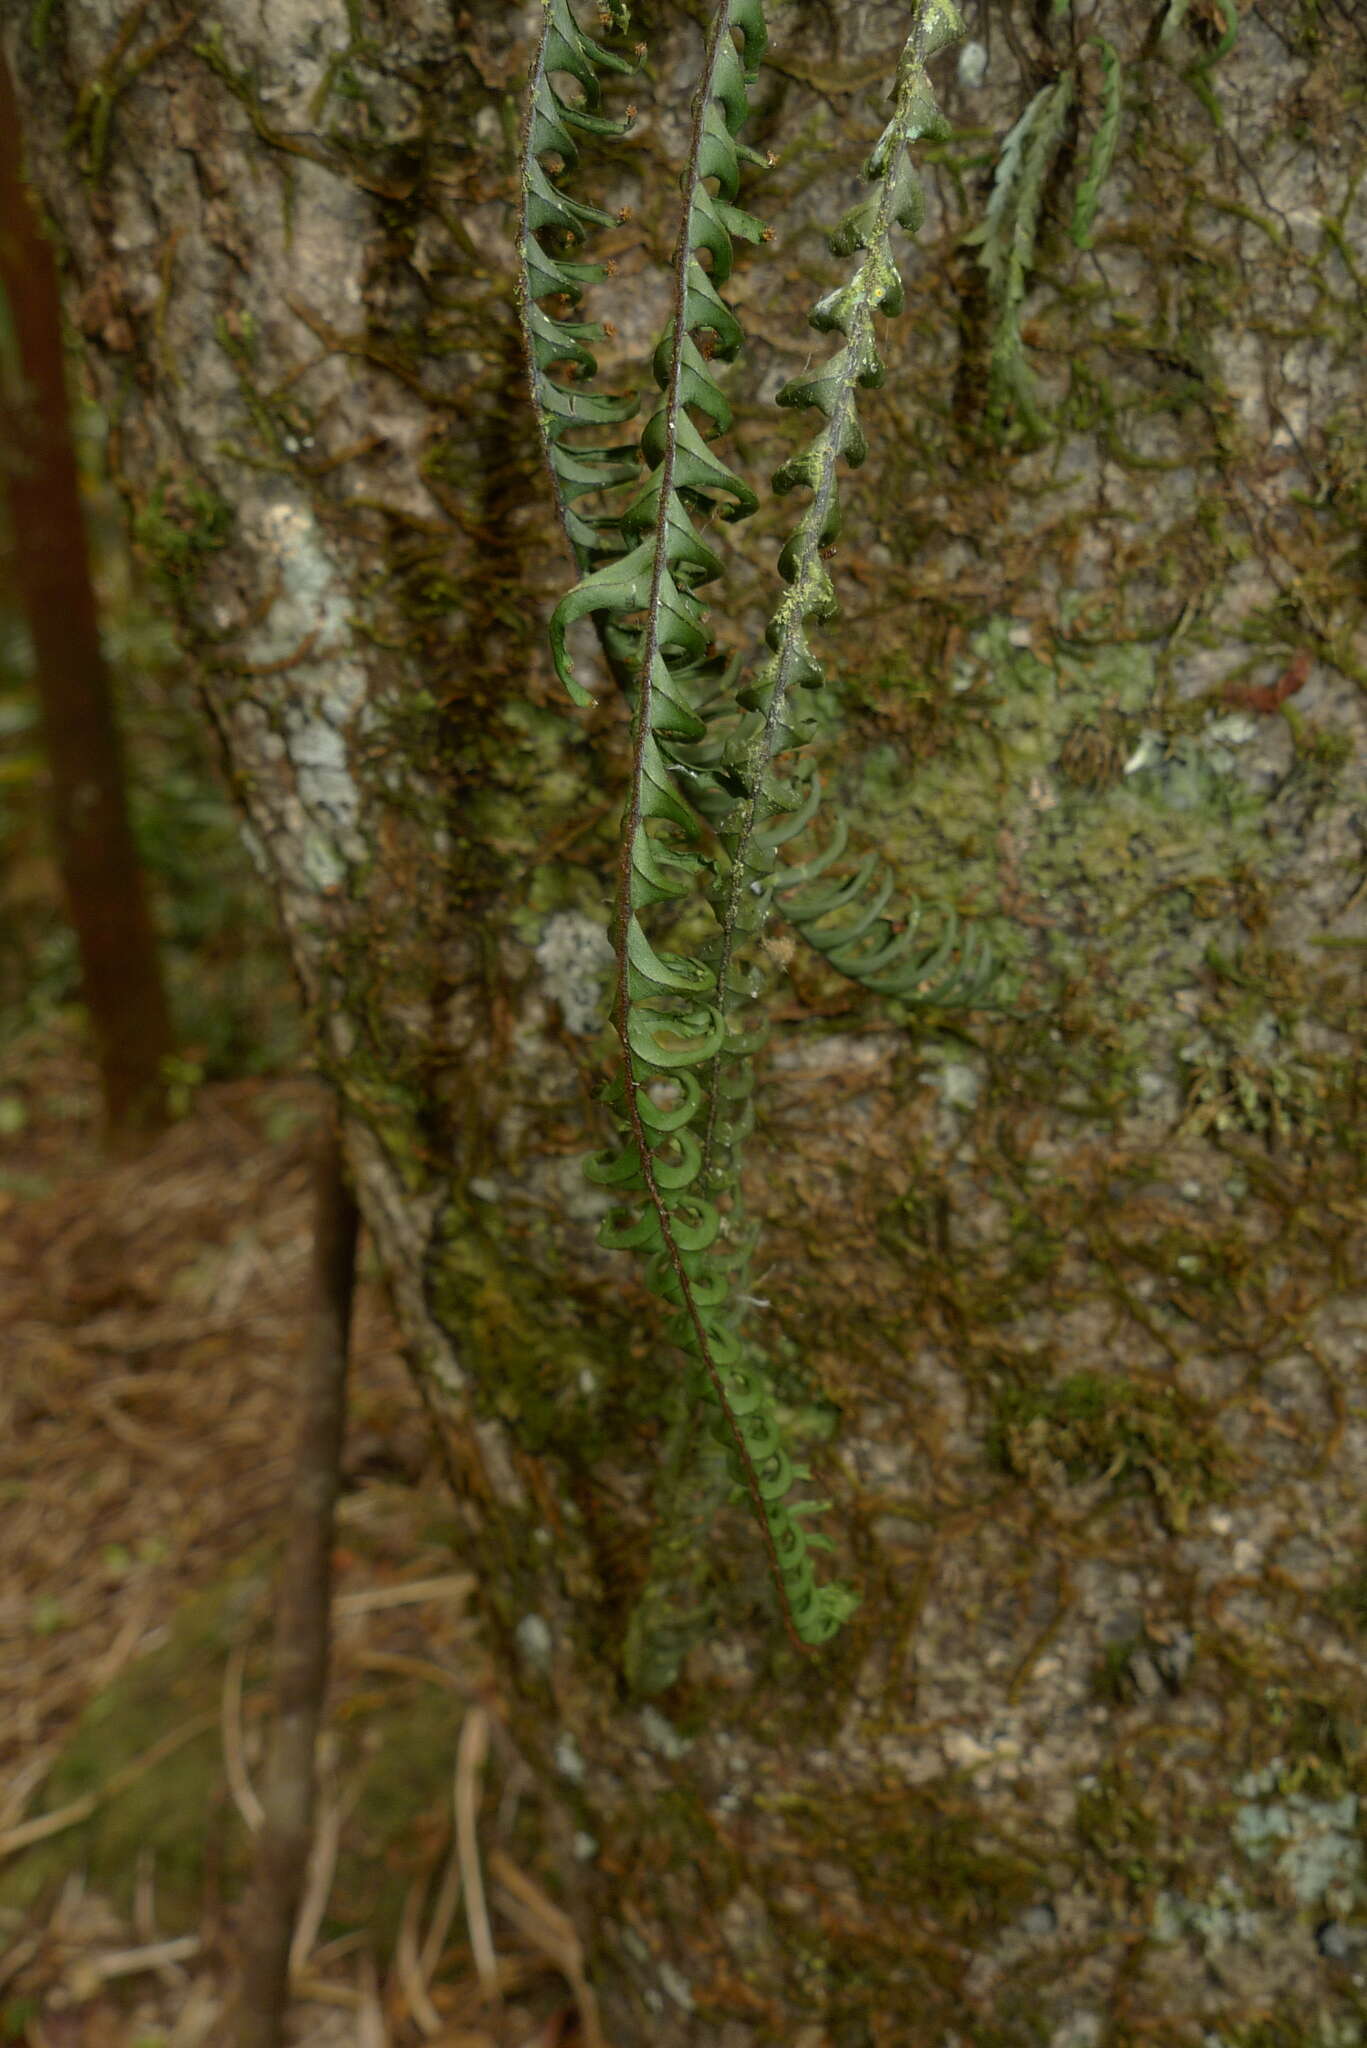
xmin=235 ymin=1114 xmax=359 ymax=2048
xmin=0 ymin=47 xmax=171 ymax=1142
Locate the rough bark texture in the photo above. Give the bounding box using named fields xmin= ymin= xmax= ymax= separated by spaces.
xmin=7 ymin=3 xmax=1366 ymax=2042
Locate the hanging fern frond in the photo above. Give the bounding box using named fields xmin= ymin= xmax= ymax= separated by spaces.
xmin=520 ymin=8 xmax=986 ymax=1032
xmin=1071 ymin=38 xmax=1122 ymax=250
xmin=522 ymin=0 xmax=976 ymax=1654
xmin=625 ymin=0 xmax=976 ymax=1645
xmin=541 ymin=0 xmax=861 ymax=1648
xmin=965 ymin=69 xmax=1074 ymax=446
xmin=517 ymin=0 xmax=642 ymax=571
xmin=1159 ymin=0 xmax=1238 ymax=126
xmin=700 ymin=0 xmax=975 ymax=1113
xmin=774 ymin=784 xmax=1003 ymax=1008
xmin=545 ymin=0 xmax=768 ymax=707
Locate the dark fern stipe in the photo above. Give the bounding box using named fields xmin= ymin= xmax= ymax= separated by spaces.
xmin=518 ymin=0 xmax=973 ymax=1652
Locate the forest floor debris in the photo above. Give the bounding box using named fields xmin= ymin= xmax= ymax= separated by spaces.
xmin=0 ymin=1024 xmax=605 ymax=2047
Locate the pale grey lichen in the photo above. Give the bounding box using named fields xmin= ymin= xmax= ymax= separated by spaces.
xmin=640 ymin=1706 xmax=691 ymax=1760
xmin=1152 ymin=1874 xmax=1263 ymax=1951
xmin=931 ymin=1058 xmax=983 ymax=1112
xmin=958 ymin=39 xmax=988 ymax=88
xmin=657 ymin=1961 xmax=695 ymax=2012
xmin=553 ymin=1730 xmax=586 ymax=1783
xmin=244 ymin=496 xmax=370 ymax=887
xmin=1233 ymin=1761 xmax=1362 ymax=1910
xmin=534 ymin=911 xmax=614 ymax=1036
xmin=1049 ymin=2017 xmax=1102 ymax=2048
xmin=515 ymin=1613 xmax=553 ymax=1670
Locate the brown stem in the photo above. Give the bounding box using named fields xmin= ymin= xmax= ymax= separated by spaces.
xmin=0 ymin=47 xmax=172 ymax=1143
xmin=235 ymin=1114 xmax=359 ymax=2048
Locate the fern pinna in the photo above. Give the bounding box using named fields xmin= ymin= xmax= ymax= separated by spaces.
xmin=518 ymin=0 xmax=968 ymax=1650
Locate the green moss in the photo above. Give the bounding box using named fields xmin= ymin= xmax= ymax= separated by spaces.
xmin=27 ymin=0 xmax=57 ymax=53
xmin=1325 ymin=1548 xmax=1367 ymax=1637
xmin=430 ymin=1201 xmax=616 ymax=1450
xmin=830 ymin=612 xmax=1355 ymax=1130
xmin=789 ymin=1780 xmax=1039 ymax=1936
xmin=423 ymin=1190 xmax=687 ymax=1655
xmin=396 ymin=564 xmax=466 ymax=619
xmin=1287 ymin=715 xmax=1355 ymax=776
xmin=131 ymin=476 xmax=233 ymax=585
xmin=1217 ymin=2019 xmax=1365 ymax=2048
xmin=989 ymin=1363 xmax=1223 ymax=1531
xmin=681 ymin=1778 xmax=1049 ymax=2040
xmin=1075 ymin=1767 xmax=1161 ymax=1889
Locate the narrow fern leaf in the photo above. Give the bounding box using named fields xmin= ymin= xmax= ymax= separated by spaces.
xmin=598 ymin=0 xmax=860 ymax=1653
xmin=533 ymin=0 xmax=856 ymax=1649
xmin=670 ymin=0 xmax=977 ymax=1647
xmin=517 ymin=0 xmax=641 ymax=571
xmin=1071 ymin=39 xmax=1122 ymax=251
xmin=526 ymin=0 xmax=991 ymax=1655
xmin=702 ymin=0 xmax=974 ymax=1157
xmin=965 ymin=69 xmax=1074 ymax=445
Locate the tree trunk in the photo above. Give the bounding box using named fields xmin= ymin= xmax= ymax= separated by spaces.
xmin=0 ymin=42 xmax=172 ymax=1142
xmin=7 ymin=4 xmax=1365 ymax=2041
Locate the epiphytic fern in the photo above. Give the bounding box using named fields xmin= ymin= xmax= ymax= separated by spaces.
xmin=965 ymin=70 xmax=1075 ymax=446
xmin=1071 ymin=38 xmax=1122 ymax=251
xmin=519 ymin=0 xmax=973 ymax=1651
xmin=517 ymin=0 xmax=640 ymax=575
xmin=969 ymin=3 xmax=1237 ymax=443
xmin=705 ymin=0 xmax=997 ymax=1134
xmin=1159 ymin=0 xmax=1239 ymax=126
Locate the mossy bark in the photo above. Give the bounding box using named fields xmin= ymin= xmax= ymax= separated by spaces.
xmin=6 ymin=3 xmax=1366 ymax=2041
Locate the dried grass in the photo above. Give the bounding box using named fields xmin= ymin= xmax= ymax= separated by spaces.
xmin=0 ymin=1049 xmax=609 ymax=2046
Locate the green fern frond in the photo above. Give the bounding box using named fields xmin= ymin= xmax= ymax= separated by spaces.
xmin=1159 ymin=0 xmax=1238 ymax=126
xmin=1201 ymin=0 xmax=1239 ymax=63
xmin=523 ymin=0 xmax=974 ymax=1653
xmin=676 ymin=0 xmax=976 ymax=1641
xmin=1159 ymin=0 xmax=1238 ymax=65
xmin=544 ymin=0 xmax=862 ymax=1649
xmin=701 ymin=0 xmax=972 ymax=1081
xmin=1071 ymin=39 xmax=1121 ymax=251
xmin=965 ymin=70 xmax=1074 ymax=446
xmin=518 ymin=0 xmax=641 ymax=570
xmin=520 ymin=7 xmax=968 ymax=1033
xmin=774 ymin=789 xmax=1003 ymax=1009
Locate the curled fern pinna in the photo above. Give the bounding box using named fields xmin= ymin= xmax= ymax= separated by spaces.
xmin=517 ymin=0 xmax=640 ymax=573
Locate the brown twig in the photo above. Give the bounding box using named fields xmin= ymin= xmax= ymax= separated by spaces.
xmin=234 ymin=1113 xmax=359 ymax=2048
xmin=456 ymin=1706 xmax=499 ymax=2010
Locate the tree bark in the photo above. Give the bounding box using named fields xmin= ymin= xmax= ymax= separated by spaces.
xmin=6 ymin=4 xmax=1365 ymax=2042
xmin=0 ymin=41 xmax=172 ymax=1142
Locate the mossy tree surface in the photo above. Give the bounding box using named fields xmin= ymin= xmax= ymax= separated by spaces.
xmin=5 ymin=2 xmax=1366 ymax=2041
